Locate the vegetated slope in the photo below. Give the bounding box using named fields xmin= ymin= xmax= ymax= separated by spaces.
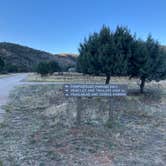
xmin=0 ymin=42 xmax=77 ymax=72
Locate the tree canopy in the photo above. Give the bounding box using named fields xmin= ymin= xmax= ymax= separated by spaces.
xmin=36 ymin=61 xmax=61 ymax=76
xmin=77 ymin=26 xmax=133 ymax=84
xmin=77 ymin=26 xmax=166 ymax=92
xmin=129 ymin=35 xmax=166 ymax=93
xmin=0 ymin=57 xmax=5 ymax=72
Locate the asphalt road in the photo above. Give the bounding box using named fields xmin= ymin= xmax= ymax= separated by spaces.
xmin=0 ymin=73 xmax=28 ymax=123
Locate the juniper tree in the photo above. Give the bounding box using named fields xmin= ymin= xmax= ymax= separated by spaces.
xmin=113 ymin=26 xmax=134 ymax=76
xmin=36 ymin=61 xmax=61 ymax=76
xmin=36 ymin=62 xmax=49 ymax=76
xmin=0 ymin=57 xmax=4 ymax=72
xmin=129 ymin=35 xmax=166 ymax=93
xmin=77 ymin=26 xmax=133 ymax=84
xmin=77 ymin=32 xmax=100 ymax=75
xmin=157 ymin=47 xmax=166 ymax=80
xmin=48 ymin=61 xmax=61 ymax=74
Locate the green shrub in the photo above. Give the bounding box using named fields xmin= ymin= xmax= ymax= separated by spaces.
xmin=36 ymin=61 xmax=61 ymax=76
xmin=0 ymin=57 xmax=5 ymax=72
xmin=6 ymin=64 xmax=18 ymax=73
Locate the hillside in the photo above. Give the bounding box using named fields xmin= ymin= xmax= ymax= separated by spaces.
xmin=0 ymin=42 xmax=77 ymax=72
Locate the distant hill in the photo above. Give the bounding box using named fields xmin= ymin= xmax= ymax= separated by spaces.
xmin=0 ymin=42 xmax=77 ymax=72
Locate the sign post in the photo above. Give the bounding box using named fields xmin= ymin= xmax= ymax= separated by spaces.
xmin=109 ymin=97 xmax=113 ymax=122
xmin=64 ymin=84 xmax=127 ymax=125
xmin=76 ymin=96 xmax=82 ymax=126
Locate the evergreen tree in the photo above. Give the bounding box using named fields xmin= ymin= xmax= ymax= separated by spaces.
xmin=129 ymin=35 xmax=166 ymax=93
xmin=48 ymin=61 xmax=61 ymax=74
xmin=36 ymin=62 xmax=49 ymax=76
xmin=77 ymin=32 xmax=100 ymax=75
xmin=77 ymin=26 xmax=132 ymax=84
xmin=114 ymin=26 xmax=134 ymax=76
xmin=36 ymin=61 xmax=61 ymax=76
xmin=157 ymin=47 xmax=166 ymax=80
xmin=6 ymin=64 xmax=18 ymax=73
xmin=0 ymin=57 xmax=4 ymax=72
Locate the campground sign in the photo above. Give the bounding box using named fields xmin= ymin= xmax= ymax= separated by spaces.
xmin=64 ymin=84 xmax=127 ymax=97
xmin=63 ymin=83 xmax=128 ymax=126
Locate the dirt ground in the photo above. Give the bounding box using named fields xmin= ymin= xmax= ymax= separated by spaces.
xmin=0 ymin=74 xmax=28 ymax=123
xmin=0 ymin=77 xmax=166 ymax=166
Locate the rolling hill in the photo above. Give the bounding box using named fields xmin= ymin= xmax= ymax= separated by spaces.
xmin=0 ymin=42 xmax=77 ymax=72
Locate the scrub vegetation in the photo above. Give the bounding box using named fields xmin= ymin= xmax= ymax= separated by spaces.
xmin=0 ymin=77 xmax=165 ymax=165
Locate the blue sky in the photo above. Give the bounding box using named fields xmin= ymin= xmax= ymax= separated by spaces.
xmin=0 ymin=0 xmax=165 ymax=53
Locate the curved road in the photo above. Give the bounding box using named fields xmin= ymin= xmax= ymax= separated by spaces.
xmin=0 ymin=73 xmax=28 ymax=123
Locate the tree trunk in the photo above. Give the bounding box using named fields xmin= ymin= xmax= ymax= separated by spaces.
xmin=140 ymin=77 xmax=145 ymax=93
xmin=105 ymin=74 xmax=111 ymax=84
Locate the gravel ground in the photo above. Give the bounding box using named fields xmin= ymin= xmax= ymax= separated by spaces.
xmin=0 ymin=81 xmax=166 ymax=166
xmin=0 ymin=73 xmax=28 ymax=123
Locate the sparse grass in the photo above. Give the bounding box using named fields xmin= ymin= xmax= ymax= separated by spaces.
xmin=0 ymin=73 xmax=17 ymax=79
xmin=105 ymin=119 xmax=121 ymax=129
xmin=105 ymin=119 xmax=113 ymax=128
xmin=0 ymin=123 xmax=6 ymax=128
xmin=25 ymin=73 xmax=133 ymax=84
xmin=0 ymin=76 xmax=165 ymax=165
xmin=46 ymin=150 xmax=62 ymax=161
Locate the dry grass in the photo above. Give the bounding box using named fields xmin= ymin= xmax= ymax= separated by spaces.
xmin=0 ymin=73 xmax=17 ymax=79
xmin=0 ymin=76 xmax=166 ymax=165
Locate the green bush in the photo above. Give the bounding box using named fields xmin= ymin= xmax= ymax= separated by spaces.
xmin=48 ymin=61 xmax=61 ymax=74
xmin=6 ymin=64 xmax=18 ymax=73
xmin=36 ymin=62 xmax=49 ymax=76
xmin=0 ymin=57 xmax=5 ymax=72
xmin=36 ymin=61 xmax=61 ymax=76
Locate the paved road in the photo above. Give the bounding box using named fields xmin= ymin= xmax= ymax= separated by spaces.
xmin=0 ymin=73 xmax=28 ymax=123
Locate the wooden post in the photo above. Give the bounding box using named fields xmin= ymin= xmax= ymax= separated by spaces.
xmin=64 ymin=84 xmax=127 ymax=128
xmin=108 ymin=97 xmax=114 ymax=123
xmin=76 ymin=97 xmax=82 ymax=126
